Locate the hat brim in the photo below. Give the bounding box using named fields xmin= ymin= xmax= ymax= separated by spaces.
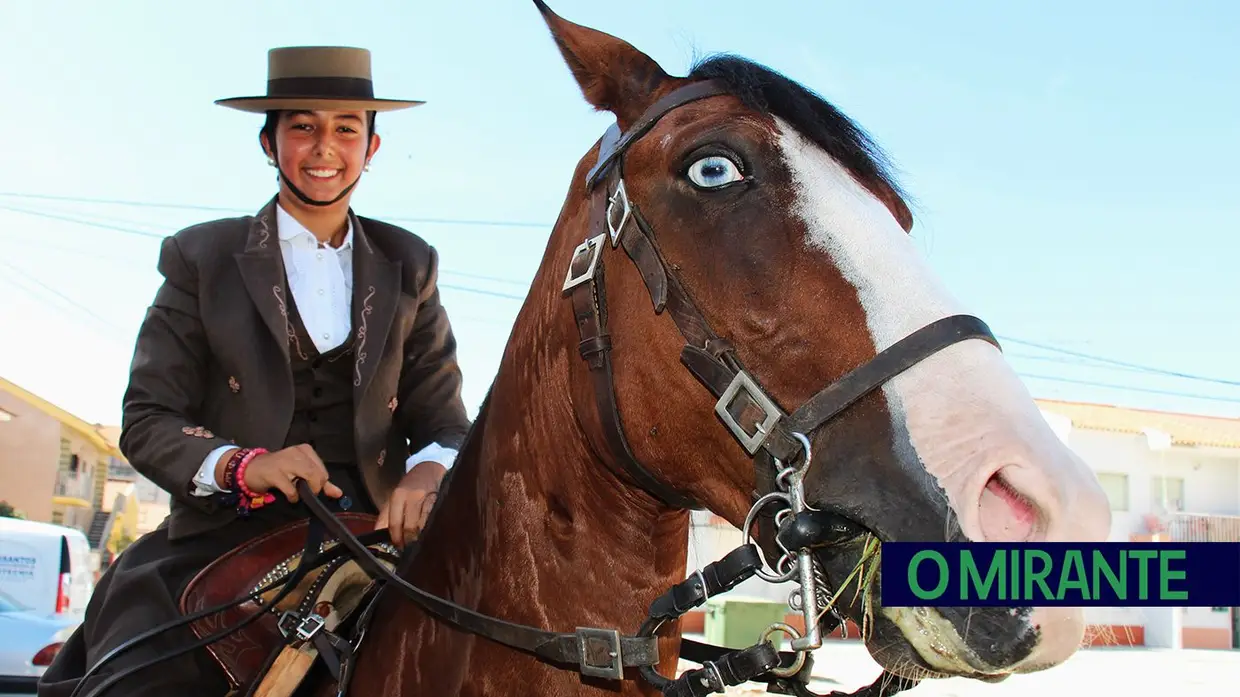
xmin=214 ymin=95 xmax=424 ymax=113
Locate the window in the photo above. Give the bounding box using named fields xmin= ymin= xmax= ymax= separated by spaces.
xmin=1095 ymin=472 xmax=1129 ymax=511
xmin=1150 ymin=476 xmax=1185 ymax=512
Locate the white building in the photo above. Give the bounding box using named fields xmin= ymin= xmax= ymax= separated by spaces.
xmin=684 ymin=398 xmax=1240 ymax=650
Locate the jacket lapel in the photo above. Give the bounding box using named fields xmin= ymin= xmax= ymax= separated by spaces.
xmin=350 ymin=212 xmax=400 ymax=404
xmin=234 ymin=197 xmax=292 ymax=363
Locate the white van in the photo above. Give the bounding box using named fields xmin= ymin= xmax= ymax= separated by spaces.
xmin=0 ymin=518 xmax=93 ymax=618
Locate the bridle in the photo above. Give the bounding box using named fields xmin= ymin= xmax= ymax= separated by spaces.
xmin=72 ymin=79 xmax=1002 ymax=697
xmin=560 ymin=77 xmax=1001 ymax=691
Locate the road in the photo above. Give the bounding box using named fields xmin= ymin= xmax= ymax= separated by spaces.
xmin=677 ymin=639 xmax=1239 ymax=696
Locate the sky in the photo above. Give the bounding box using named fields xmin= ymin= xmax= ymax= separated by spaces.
xmin=0 ymin=0 xmax=1237 ymax=428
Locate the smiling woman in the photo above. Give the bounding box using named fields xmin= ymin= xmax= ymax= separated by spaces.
xmin=35 ymin=45 xmax=474 ymax=697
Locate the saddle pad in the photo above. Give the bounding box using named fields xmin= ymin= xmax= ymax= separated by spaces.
xmin=179 ymin=513 xmax=380 ymax=688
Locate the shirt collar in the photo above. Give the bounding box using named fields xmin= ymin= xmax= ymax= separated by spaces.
xmin=275 ymin=201 xmax=354 ymax=250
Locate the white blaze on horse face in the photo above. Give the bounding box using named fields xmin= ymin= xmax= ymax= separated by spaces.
xmin=775 ymin=118 xmax=1112 ymax=672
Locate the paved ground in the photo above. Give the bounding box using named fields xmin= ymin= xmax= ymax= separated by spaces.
xmin=677 ymin=637 xmax=1239 ymax=696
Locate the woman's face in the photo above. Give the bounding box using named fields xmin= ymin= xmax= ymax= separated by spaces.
xmin=264 ymin=109 xmax=380 ymax=208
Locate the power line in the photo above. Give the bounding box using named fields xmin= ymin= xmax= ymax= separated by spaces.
xmin=1018 ymin=373 xmax=1240 ymax=405
xmin=999 ymin=335 xmax=1240 ymax=387
xmin=2 ymin=252 xmax=1237 ymax=408
xmin=5 ymin=196 xmax=1239 ymax=394
xmin=1 ymin=203 xmax=537 ymax=293
xmin=0 ymin=259 xmax=127 ymax=335
xmin=0 ymin=202 xmax=164 ymax=239
xmin=0 ymin=191 xmax=552 ymax=229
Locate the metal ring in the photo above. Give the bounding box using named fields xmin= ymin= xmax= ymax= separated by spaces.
xmin=775 ymin=466 xmax=797 ymax=492
xmin=773 ymin=507 xmax=794 ymax=529
xmin=791 ymin=432 xmax=813 ymax=475
xmin=743 ymin=491 xmax=798 ymax=583
xmin=759 ymin=622 xmax=808 ymax=678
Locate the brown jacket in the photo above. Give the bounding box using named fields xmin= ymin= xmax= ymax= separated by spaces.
xmin=119 ymin=197 xmax=471 ymax=541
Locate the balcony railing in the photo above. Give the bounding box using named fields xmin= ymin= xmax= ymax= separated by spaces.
xmin=54 ymin=470 xmax=93 ymax=502
xmin=1164 ymin=512 xmax=1240 ymax=543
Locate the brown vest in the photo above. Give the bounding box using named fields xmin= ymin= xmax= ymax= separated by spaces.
xmin=282 ymin=291 xmax=357 ymax=467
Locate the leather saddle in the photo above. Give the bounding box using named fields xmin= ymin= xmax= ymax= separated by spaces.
xmin=179 ymin=513 xmax=398 ymax=696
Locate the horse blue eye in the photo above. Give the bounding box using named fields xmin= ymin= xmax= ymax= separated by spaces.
xmin=687 ymin=156 xmax=743 ymax=189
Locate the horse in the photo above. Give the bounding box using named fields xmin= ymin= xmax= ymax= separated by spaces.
xmin=339 ymin=2 xmax=1112 ymax=695
xmin=82 ymin=2 xmax=1114 ymax=696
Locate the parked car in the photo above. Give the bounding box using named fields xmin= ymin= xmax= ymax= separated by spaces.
xmin=0 ymin=589 xmax=79 ymax=695
xmin=0 ymin=518 xmax=93 ymax=618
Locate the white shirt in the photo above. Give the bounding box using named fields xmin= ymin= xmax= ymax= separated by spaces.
xmin=190 ymin=203 xmax=458 ymax=496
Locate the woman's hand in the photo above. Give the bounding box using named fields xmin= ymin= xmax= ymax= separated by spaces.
xmin=376 ymin=461 xmax=446 ymax=548
xmin=226 ymin=444 xmax=344 ymax=502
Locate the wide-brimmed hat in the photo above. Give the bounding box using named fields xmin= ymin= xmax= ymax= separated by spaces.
xmin=215 ymin=46 xmax=424 ymax=113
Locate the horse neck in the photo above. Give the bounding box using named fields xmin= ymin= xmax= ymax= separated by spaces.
xmin=396 ymin=220 xmax=693 ymax=689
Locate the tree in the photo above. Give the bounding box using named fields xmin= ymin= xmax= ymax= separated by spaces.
xmin=0 ymin=501 xmax=25 ymax=519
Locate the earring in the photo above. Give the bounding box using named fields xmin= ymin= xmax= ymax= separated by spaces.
xmin=267 ymin=157 xmax=276 ymax=167
xmin=363 ymin=162 xmax=371 ymax=172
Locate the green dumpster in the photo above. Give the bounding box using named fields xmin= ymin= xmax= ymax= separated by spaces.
xmin=703 ymin=596 xmax=790 ymax=649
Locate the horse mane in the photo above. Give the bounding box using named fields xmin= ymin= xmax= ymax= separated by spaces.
xmin=687 ymin=54 xmax=915 ymax=228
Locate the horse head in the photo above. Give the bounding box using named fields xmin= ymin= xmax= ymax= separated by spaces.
xmin=534 ymin=1 xmax=1112 ymax=683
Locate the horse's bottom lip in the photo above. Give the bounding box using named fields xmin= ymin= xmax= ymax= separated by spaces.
xmin=870 ymin=606 xmax=1019 ymax=679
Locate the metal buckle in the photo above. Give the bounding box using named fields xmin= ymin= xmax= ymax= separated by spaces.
xmin=715 ymin=371 xmax=784 ymax=455
xmin=279 ymin=610 xmax=326 ymax=642
xmin=562 ymin=234 xmax=606 ymax=292
xmin=606 ymin=179 xmax=632 ymax=248
xmin=575 ymin=626 xmax=624 ymax=680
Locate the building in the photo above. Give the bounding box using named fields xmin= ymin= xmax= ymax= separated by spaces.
xmin=683 ymin=398 xmax=1240 ymax=651
xmin=96 ymin=426 xmax=171 ymax=542
xmin=0 ymin=377 xmax=164 ymax=573
xmin=0 ymin=376 xmax=118 ymax=532
xmin=1037 ymin=399 xmax=1240 ymax=650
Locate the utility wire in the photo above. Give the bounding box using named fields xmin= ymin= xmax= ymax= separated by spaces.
xmin=1 ymin=266 xmax=1236 ymax=407
xmin=1019 ymin=373 xmax=1240 ymax=405
xmin=999 ymin=335 xmax=1240 ymax=387
xmin=0 ymin=259 xmax=127 ymax=336
xmin=4 ymin=195 xmax=1239 ymax=393
xmin=0 ymin=191 xmax=552 ymax=229
xmin=0 ymin=202 xmax=536 ymax=295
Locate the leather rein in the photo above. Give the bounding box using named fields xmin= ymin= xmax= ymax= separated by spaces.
xmin=74 ymin=79 xmax=1000 ymax=697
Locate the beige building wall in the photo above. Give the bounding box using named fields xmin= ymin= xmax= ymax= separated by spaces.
xmin=0 ymin=389 xmax=61 ymax=523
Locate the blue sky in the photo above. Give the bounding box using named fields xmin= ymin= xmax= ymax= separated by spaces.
xmin=0 ymin=0 xmax=1237 ymax=426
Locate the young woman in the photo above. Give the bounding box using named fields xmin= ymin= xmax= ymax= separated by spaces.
xmin=39 ymin=46 xmax=472 ymax=697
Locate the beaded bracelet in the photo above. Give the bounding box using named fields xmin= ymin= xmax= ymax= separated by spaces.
xmin=223 ymin=447 xmax=274 ymax=516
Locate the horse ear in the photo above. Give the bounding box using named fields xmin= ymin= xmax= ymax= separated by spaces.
xmin=534 ymin=0 xmax=673 ymax=127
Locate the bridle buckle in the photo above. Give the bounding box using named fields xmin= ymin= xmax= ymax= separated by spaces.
xmin=715 ymin=370 xmax=783 ymax=455
xmin=562 ymin=234 xmax=607 ymax=292
xmin=575 ymin=626 xmax=625 ymax=681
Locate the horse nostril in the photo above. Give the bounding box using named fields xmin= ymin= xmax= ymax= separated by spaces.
xmin=978 ymin=469 xmax=1040 ymax=543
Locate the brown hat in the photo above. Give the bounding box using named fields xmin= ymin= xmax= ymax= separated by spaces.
xmin=215 ymin=46 xmax=424 ymax=113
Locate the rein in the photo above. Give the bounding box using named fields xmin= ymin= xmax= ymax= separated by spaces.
xmin=72 ymin=80 xmax=1000 ymax=697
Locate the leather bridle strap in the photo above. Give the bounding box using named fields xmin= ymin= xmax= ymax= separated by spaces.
xmin=563 ymin=80 xmax=736 ymax=511
xmin=684 ymin=313 xmax=1001 ymax=463
xmin=565 ymin=77 xmax=1001 ymax=510
xmin=289 ymin=481 xmax=662 ymax=677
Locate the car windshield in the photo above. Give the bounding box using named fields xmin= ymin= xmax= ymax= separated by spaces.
xmin=0 ymin=589 xmax=29 ymax=613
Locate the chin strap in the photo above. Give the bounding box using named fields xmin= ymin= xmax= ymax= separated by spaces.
xmin=268 ymin=134 xmax=371 ymax=208
xmin=275 ymin=165 xmax=364 ymax=208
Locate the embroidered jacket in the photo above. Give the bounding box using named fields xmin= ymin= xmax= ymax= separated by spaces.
xmin=119 ymin=196 xmax=471 ymax=540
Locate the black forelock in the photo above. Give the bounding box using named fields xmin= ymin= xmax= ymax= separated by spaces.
xmin=688 ymin=54 xmax=909 ymax=208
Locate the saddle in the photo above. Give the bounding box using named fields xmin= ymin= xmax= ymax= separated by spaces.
xmin=179 ymin=513 xmax=399 ymax=697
